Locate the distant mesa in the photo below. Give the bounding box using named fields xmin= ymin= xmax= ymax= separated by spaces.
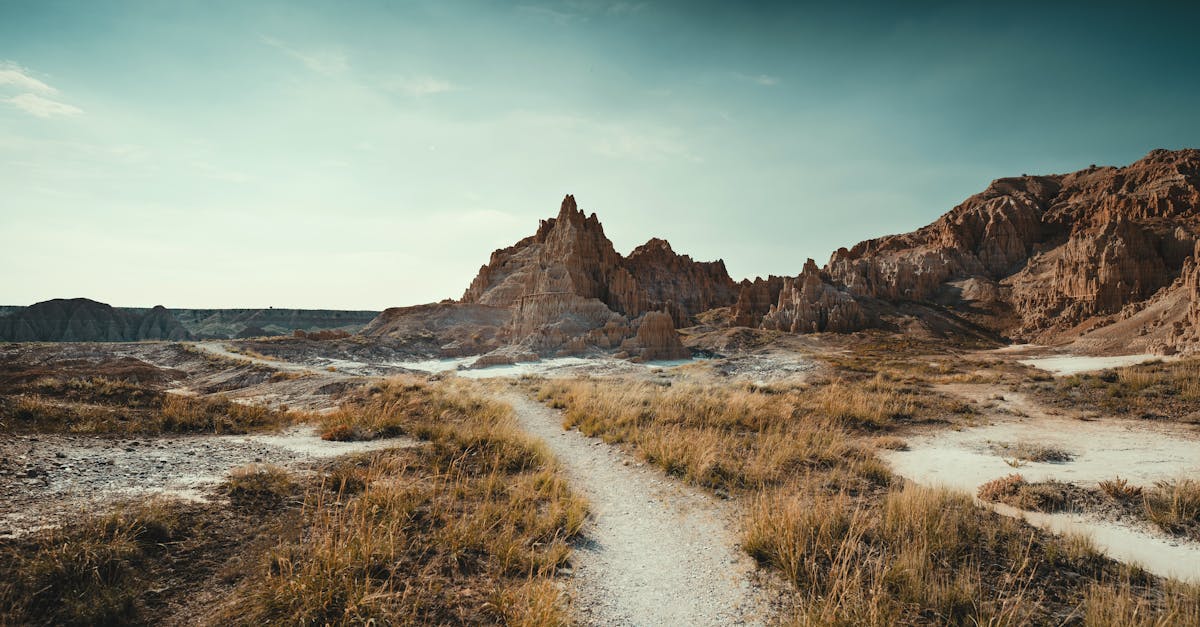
xmin=0 ymin=298 xmax=191 ymax=342
xmin=0 ymin=298 xmax=380 ymax=342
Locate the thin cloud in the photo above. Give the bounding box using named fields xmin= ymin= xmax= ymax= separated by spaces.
xmin=385 ymin=76 xmax=456 ymax=96
xmin=261 ymin=35 xmax=349 ymax=75
xmin=5 ymin=93 xmax=82 ymax=118
xmin=742 ymin=73 xmax=780 ymax=86
xmin=0 ymin=61 xmax=57 ymax=94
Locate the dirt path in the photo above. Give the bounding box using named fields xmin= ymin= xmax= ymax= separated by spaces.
xmin=190 ymin=341 xmax=318 ymax=373
xmin=503 ymin=393 xmax=771 ymax=626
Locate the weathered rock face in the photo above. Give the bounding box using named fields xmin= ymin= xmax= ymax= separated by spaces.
xmin=461 ymin=195 xmax=729 ymax=356
xmin=761 ymin=260 xmax=868 ymax=333
xmin=171 ymin=308 xmax=379 ymax=339
xmin=731 ymin=276 xmax=785 ymax=327
xmin=619 ymin=311 xmax=690 ymax=361
xmin=0 ymin=298 xmax=192 ymax=342
xmin=624 ymin=238 xmax=739 ymax=326
xmin=362 ymin=302 xmax=511 ymax=357
xmin=812 ymin=149 xmax=1200 ymax=342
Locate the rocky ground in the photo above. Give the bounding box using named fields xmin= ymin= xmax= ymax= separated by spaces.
xmin=0 ymin=427 xmax=411 ymax=537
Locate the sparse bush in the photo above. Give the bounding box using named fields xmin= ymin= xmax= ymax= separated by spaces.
xmin=977 ymin=474 xmax=1072 ymax=512
xmin=991 ymin=441 xmax=1074 ymax=463
xmin=224 ymin=464 xmax=295 ymax=506
xmin=1143 ymin=478 xmax=1200 ymax=536
xmin=1099 ymin=476 xmax=1144 ymax=500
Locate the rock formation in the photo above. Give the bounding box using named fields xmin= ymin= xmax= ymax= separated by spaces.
xmin=618 ymin=311 xmax=690 ymax=361
xmin=0 ymin=298 xmax=192 ymax=342
xmin=760 ymin=260 xmax=869 ymax=333
xmin=624 ymin=238 xmax=739 ymax=326
xmin=789 ymin=149 xmax=1200 ymax=345
xmin=449 ymin=194 xmax=732 ymax=359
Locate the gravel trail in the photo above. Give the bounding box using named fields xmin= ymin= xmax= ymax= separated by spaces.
xmin=504 ymin=393 xmax=771 ymax=626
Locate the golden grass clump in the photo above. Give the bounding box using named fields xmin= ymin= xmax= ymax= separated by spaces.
xmin=1143 ymin=478 xmax=1200 ymax=536
xmin=744 ymin=483 xmax=1050 ymax=625
xmin=0 ymin=499 xmax=184 ymax=626
xmin=977 ymin=474 xmax=1072 ymax=512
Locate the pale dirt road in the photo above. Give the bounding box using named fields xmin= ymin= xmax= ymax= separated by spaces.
xmin=190 ymin=341 xmax=317 ymax=372
xmin=503 ymin=392 xmax=772 ymax=626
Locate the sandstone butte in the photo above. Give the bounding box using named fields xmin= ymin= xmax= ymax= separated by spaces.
xmin=362 ymin=148 xmax=1200 ymax=361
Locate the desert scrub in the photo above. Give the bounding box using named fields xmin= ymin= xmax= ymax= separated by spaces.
xmin=224 ymin=463 xmax=297 ymax=507
xmin=0 ymin=499 xmax=187 ymax=626
xmin=746 ymin=481 xmax=1199 ymax=625
xmin=1143 ymin=478 xmax=1200 ymax=538
xmin=977 ymin=474 xmax=1076 ymax=512
xmin=1044 ymin=358 xmax=1200 ymax=422
xmin=219 ymin=376 xmax=587 ymax=625
xmin=991 ymin=440 xmax=1074 ymax=463
xmin=529 ymin=376 xmax=942 ymax=492
xmin=0 ymin=389 xmax=293 ymax=435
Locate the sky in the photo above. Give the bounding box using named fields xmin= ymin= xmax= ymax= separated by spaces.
xmin=2 ymin=0 xmax=1199 ymax=309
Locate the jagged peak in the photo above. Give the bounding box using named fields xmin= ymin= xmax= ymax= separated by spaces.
xmin=630 ymin=237 xmax=675 ymax=256
xmin=557 ymin=194 xmax=582 ymax=220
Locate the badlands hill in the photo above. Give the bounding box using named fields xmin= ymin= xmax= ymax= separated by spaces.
xmin=168 ymin=308 xmax=378 ymax=339
xmin=0 ymin=299 xmax=380 ymax=342
xmin=726 ymin=148 xmax=1200 ymax=354
xmin=0 ymin=298 xmax=191 ymax=342
xmin=368 ymin=149 xmax=1200 ymax=360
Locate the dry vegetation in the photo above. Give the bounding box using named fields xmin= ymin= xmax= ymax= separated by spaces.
xmin=531 ymin=374 xmax=1200 ymax=624
xmin=977 ymin=474 xmax=1076 ymax=512
xmin=1044 ymin=358 xmax=1200 ymax=422
xmin=220 ymin=377 xmax=587 ymax=625
xmin=1 ymin=376 xmax=586 ymax=626
xmin=991 ymin=441 xmax=1075 ymax=464
xmin=0 ymin=378 xmax=293 ymax=435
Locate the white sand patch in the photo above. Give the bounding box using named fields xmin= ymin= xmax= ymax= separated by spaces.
xmin=391 ymin=356 xmax=702 ymax=379
xmin=1019 ymin=353 xmax=1176 ymax=375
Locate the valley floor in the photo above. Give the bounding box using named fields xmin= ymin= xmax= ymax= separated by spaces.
xmin=2 ymin=334 xmax=1199 ymax=624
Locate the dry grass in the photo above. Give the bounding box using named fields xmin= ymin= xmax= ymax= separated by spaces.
xmin=217 ymin=376 xmax=587 ymax=625
xmin=1 ymin=376 xmax=585 ymax=626
xmin=1143 ymin=479 xmax=1200 ymax=537
xmin=744 ymin=483 xmax=1086 ymax=625
xmin=991 ymin=441 xmax=1074 ymax=463
xmin=1084 ymin=580 xmax=1200 ymax=626
xmin=1048 ymin=358 xmax=1200 ymax=422
xmin=531 ymin=375 xmax=943 ymax=492
xmin=1099 ymin=476 xmax=1144 ymax=500
xmin=0 ymin=378 xmax=293 ymax=435
xmin=977 ymin=474 xmax=1072 ymax=512
xmin=0 ymin=499 xmax=185 ymax=626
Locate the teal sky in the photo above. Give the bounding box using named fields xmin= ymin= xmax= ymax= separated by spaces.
xmin=2 ymin=1 xmax=1198 ymax=309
